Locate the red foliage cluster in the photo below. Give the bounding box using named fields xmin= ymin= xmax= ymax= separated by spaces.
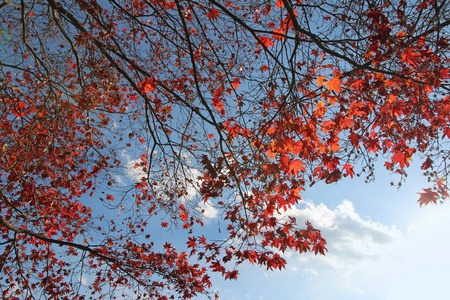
xmin=0 ymin=0 xmax=449 ymax=298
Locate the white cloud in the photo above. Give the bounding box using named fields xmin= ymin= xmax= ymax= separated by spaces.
xmin=196 ymin=199 xmax=218 ymax=219
xmin=279 ymin=200 xmax=401 ymax=267
xmin=276 ymin=199 xmax=450 ymax=300
xmin=123 ymin=151 xmax=220 ymax=219
xmin=123 ymin=150 xmax=202 ymax=201
xmin=182 ymin=167 xmax=202 ymax=202
xmin=125 ymin=157 xmax=148 ymax=181
xmin=121 ymin=149 xmax=148 ymax=182
xmin=78 ymin=274 xmax=88 ymax=286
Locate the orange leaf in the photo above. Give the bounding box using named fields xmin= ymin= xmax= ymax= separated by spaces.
xmin=231 ymin=78 xmax=240 ymax=89
xmin=259 ymin=36 xmax=274 ymax=48
xmin=314 ymin=101 xmax=327 ymax=117
xmin=288 ymin=159 xmax=305 ymax=176
xmin=323 ymin=76 xmax=342 ymax=93
xmin=292 ymin=187 xmax=304 ymax=197
xmin=424 ymin=84 xmax=433 ymax=94
xmin=266 ymin=141 xmax=277 ymax=160
xmin=401 ymin=48 xmax=420 ymax=68
xmin=275 ymin=0 xmax=284 ymax=8
xmin=392 ymin=150 xmax=413 ymax=169
xmin=316 ymin=75 xmax=326 ymax=87
xmin=272 ymin=28 xmax=286 ymax=41
xmin=329 ymin=141 xmax=340 ymax=152
xmin=266 ymin=147 xmax=276 ymax=160
xmin=139 ymin=77 xmax=157 ymax=94
xmin=328 ymin=96 xmax=338 ymax=106
xmin=343 ymin=163 xmax=355 ymax=178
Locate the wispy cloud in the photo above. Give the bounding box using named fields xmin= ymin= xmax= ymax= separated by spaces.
xmin=123 ymin=150 xmax=218 ymax=219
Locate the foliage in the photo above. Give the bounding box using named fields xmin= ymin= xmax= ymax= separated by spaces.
xmin=0 ymin=0 xmax=449 ymax=298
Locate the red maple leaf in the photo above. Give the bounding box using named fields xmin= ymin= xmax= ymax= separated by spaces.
xmin=401 ymin=48 xmax=420 ymax=68
xmin=343 ymin=163 xmax=355 ymax=178
xmin=139 ymin=77 xmax=157 ymax=94
xmin=272 ymin=28 xmax=286 ymax=41
xmin=224 ymin=270 xmax=239 ymax=280
xmin=206 ymin=9 xmax=220 ymax=21
xmin=5 ymin=1 xmax=450 ymax=298
xmin=288 ymin=159 xmax=306 ymax=176
xmin=231 ymin=78 xmax=240 ymax=89
xmin=275 ymin=0 xmax=284 ymax=8
xmin=212 ymin=97 xmax=225 ymax=115
xmin=391 ymin=149 xmax=413 ymax=169
xmin=418 ymin=189 xmax=439 ymax=207
xmin=259 ymin=36 xmax=274 ymax=48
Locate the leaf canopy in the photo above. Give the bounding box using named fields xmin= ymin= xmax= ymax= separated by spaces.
xmin=0 ymin=0 xmax=449 ymax=299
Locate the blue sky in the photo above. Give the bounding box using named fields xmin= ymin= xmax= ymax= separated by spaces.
xmin=115 ymin=106 xmax=450 ymax=300
xmin=2 ymin=2 xmax=448 ymax=299
xmin=176 ymin=159 xmax=450 ymax=300
xmin=55 ymin=154 xmax=450 ymax=299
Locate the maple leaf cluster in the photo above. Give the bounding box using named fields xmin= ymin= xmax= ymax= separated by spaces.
xmin=0 ymin=0 xmax=449 ymax=299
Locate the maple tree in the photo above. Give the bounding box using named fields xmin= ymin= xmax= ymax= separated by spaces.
xmin=0 ymin=0 xmax=449 ymax=298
